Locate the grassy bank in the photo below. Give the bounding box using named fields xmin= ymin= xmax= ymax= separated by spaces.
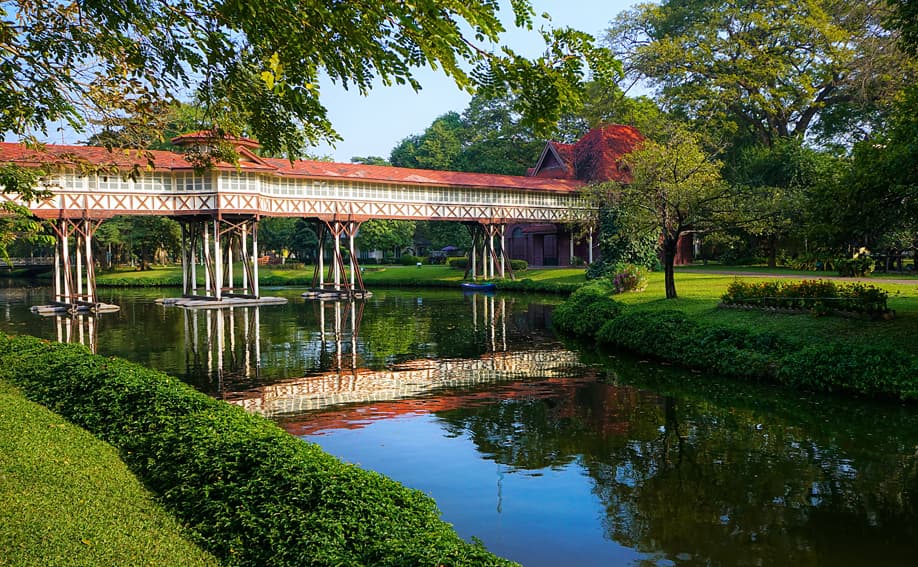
xmin=0 ymin=336 xmax=514 ymax=567
xmin=94 ymin=264 xmax=588 ymax=293
xmin=0 ymin=380 xmax=217 ymax=567
xmin=553 ymin=273 xmax=918 ymax=400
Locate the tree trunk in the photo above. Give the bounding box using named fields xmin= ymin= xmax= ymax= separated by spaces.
xmin=767 ymin=235 xmax=777 ymax=268
xmin=663 ymin=235 xmax=678 ymax=299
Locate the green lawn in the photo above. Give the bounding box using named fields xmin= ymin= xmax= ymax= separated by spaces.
xmin=0 ymin=380 xmax=217 ymax=567
xmin=616 ymin=272 xmax=918 ymax=352
xmin=676 ymin=262 xmax=918 ymax=280
xmin=95 ymin=264 xmax=590 ymax=287
xmin=93 ymin=263 xmax=916 ymax=351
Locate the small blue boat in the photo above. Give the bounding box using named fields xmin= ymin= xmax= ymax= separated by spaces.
xmin=460 ymin=282 xmax=497 ymax=292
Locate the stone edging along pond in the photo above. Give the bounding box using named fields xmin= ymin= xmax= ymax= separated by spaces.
xmin=0 ymin=334 xmax=515 ymax=567
xmin=552 ymin=283 xmax=918 ymax=401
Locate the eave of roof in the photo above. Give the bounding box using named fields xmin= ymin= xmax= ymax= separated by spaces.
xmin=0 ymin=143 xmax=585 ymax=193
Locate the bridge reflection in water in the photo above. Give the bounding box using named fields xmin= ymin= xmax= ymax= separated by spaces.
xmin=52 ymin=313 xmax=99 ymax=352
xmin=44 ymin=291 xmax=584 ymax=426
xmin=227 ymin=292 xmax=585 ymax=430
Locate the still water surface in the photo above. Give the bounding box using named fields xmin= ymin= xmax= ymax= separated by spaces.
xmin=1 ymin=285 xmax=916 ymax=566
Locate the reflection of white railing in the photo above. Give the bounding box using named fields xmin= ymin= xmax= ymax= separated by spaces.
xmin=232 ymin=349 xmax=585 ymax=417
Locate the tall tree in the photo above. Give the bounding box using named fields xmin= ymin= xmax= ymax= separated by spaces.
xmin=357 ymin=220 xmax=417 ymax=257
xmin=390 ymin=113 xmax=465 ymax=170
xmin=607 ymin=0 xmax=910 ymax=146
xmin=617 ymin=126 xmax=727 ymax=298
xmin=727 ymin=138 xmax=838 ymax=266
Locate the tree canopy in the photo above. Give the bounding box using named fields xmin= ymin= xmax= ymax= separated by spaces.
xmin=607 ymin=0 xmax=910 ymax=146
xmin=2 ymin=0 xmax=617 ymax=159
xmin=617 ymin=126 xmax=727 ymax=298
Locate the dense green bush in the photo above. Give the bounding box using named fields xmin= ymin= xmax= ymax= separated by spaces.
xmin=398 ymin=255 xmax=423 ymax=266
xmin=496 ymin=279 xmax=580 ymax=294
xmin=0 ymin=335 xmax=514 ymax=567
xmin=555 ymin=295 xmax=917 ymax=400
xmin=596 ymin=310 xmax=696 ymax=360
xmin=509 ymin=259 xmax=528 ymax=272
xmin=778 ymin=343 xmax=918 ymax=400
xmin=721 ymin=279 xmax=889 ymax=315
xmin=836 ymin=256 xmax=874 ymax=277
xmin=551 ymin=281 xmax=622 ymax=336
xmin=447 ymin=257 xmax=468 ymax=269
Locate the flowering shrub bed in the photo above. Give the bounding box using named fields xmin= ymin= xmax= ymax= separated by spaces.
xmin=608 ymin=263 xmax=649 ymax=293
xmin=721 ymin=279 xmax=890 ymax=316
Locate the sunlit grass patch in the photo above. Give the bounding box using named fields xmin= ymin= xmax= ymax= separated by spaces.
xmin=0 ymin=380 xmax=217 ymax=567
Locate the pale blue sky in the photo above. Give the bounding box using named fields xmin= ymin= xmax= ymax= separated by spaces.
xmin=313 ymin=0 xmax=638 ymax=162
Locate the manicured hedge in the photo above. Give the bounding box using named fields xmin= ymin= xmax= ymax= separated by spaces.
xmin=554 ymin=294 xmax=918 ymax=400
xmin=721 ymin=279 xmax=890 ymax=316
xmin=551 ymin=281 xmax=622 ymax=336
xmin=0 ymin=335 xmax=514 ymax=567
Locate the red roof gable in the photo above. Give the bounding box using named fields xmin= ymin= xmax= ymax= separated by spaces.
xmin=527 ymin=124 xmax=643 ymax=183
xmin=572 ymin=124 xmax=643 ymax=183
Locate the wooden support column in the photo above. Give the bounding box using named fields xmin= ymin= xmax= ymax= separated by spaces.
xmin=488 ymin=228 xmax=495 ymax=279
xmin=83 ymin=219 xmax=98 ymax=304
xmin=588 ymin=228 xmax=594 ymax=264
xmin=470 ymin=226 xmax=478 ymax=280
xmin=251 ymin=220 xmax=260 ymax=298
xmin=203 ymin=224 xmax=212 ymax=296
xmin=181 ymin=222 xmax=189 ymax=295
xmin=213 ymin=217 xmax=222 ymax=300
xmin=241 ymin=224 xmax=249 ymax=293
xmin=190 ymin=224 xmax=198 ymax=296
xmin=569 ymin=232 xmax=575 ymax=265
xmin=500 ymin=224 xmax=506 ymax=278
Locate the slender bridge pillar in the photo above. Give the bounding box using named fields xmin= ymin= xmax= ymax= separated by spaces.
xmin=465 ymin=222 xmax=514 ymax=281
xmin=179 ymin=215 xmax=261 ymax=300
xmin=304 ymin=219 xmax=369 ymax=300
xmin=32 ymin=218 xmax=120 ymax=315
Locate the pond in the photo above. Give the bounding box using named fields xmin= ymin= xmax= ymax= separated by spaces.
xmin=1 ymin=284 xmax=916 ymax=566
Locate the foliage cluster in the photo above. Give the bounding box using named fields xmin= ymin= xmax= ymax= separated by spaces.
xmin=0 ymin=335 xmax=514 ymax=567
xmin=553 ymin=300 xmax=918 ymax=400
xmin=721 ymin=279 xmax=890 ymax=315
xmin=495 ymin=279 xmax=580 ymax=294
xmin=398 ymin=255 xmax=424 ymax=266
xmin=585 ymin=199 xmax=661 ymax=280
xmin=836 ymin=256 xmax=875 ymax=277
xmin=608 ymin=263 xmax=649 ymax=293
xmin=551 ymin=281 xmax=622 ymax=336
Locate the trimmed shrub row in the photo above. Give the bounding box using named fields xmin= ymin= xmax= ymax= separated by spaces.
xmin=721 ymin=279 xmax=890 ymax=315
xmin=0 ymin=335 xmax=514 ymax=567
xmin=553 ymin=293 xmax=918 ymax=401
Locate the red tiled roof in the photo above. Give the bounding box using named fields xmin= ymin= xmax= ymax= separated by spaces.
xmin=0 ymin=143 xmax=584 ymax=192
xmin=0 ymin=143 xmax=200 ymax=172
xmin=572 ymin=124 xmax=643 ymax=183
xmin=259 ymin=157 xmax=584 ymax=192
xmin=527 ymin=124 xmax=643 ymax=183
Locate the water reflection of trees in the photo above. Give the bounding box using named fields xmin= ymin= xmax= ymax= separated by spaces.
xmin=435 ymin=358 xmax=918 ymax=564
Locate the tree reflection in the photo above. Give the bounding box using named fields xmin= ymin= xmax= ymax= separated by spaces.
xmin=435 ymin=357 xmax=918 ymax=564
